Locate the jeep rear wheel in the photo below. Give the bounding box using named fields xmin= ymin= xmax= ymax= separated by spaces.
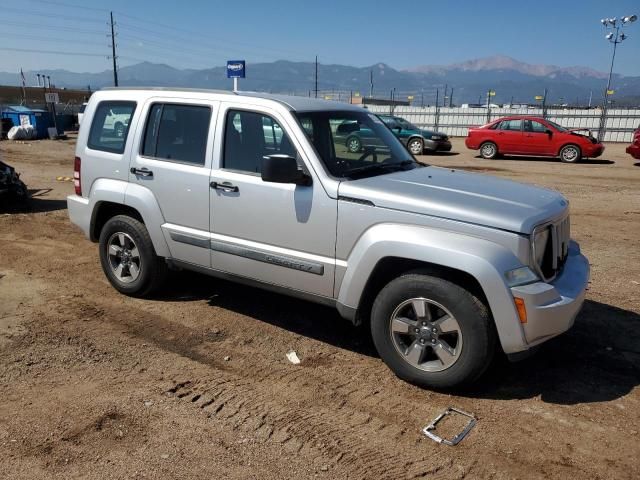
xmin=371 ymin=273 xmax=496 ymax=390
xmin=99 ymin=215 xmax=168 ymax=297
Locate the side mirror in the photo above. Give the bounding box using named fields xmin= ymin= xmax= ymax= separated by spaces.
xmin=545 ymin=129 xmax=553 ymax=135
xmin=393 ymin=126 xmax=402 ymax=132
xmin=261 ymin=155 xmax=311 ymax=186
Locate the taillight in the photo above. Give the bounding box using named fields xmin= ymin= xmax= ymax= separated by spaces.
xmin=74 ymin=156 xmax=81 ymax=196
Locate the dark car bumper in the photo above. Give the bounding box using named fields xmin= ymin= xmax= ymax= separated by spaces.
xmin=424 ymin=139 xmax=452 ymax=152
xmin=626 ymin=143 xmax=640 ymax=159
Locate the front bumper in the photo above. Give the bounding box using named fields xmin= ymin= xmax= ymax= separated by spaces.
xmin=584 ymin=144 xmax=604 ymax=158
xmin=510 ymin=241 xmax=589 ymax=348
xmin=424 ymin=139 xmax=452 ymax=152
xmin=627 ymin=143 xmax=640 ymax=159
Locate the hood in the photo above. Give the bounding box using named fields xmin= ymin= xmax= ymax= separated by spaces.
xmin=420 ymin=129 xmax=446 ymax=139
xmin=338 ymin=166 xmax=568 ymax=233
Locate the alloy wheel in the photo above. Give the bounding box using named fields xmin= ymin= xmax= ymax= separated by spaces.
xmin=409 ymin=140 xmax=423 ymax=155
xmin=562 ymin=146 xmax=578 ymax=162
xmin=481 ymin=143 xmax=496 ymax=158
xmin=389 ymin=297 xmax=463 ymax=372
xmin=107 ymin=232 xmax=141 ymax=283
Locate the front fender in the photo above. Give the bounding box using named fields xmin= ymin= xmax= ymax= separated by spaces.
xmin=337 ymin=223 xmax=527 ymax=353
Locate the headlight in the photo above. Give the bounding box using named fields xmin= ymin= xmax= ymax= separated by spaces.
xmin=431 ymin=135 xmax=442 ymax=140
xmin=505 ymin=266 xmax=539 ymax=287
xmin=532 ymin=227 xmax=550 ymax=269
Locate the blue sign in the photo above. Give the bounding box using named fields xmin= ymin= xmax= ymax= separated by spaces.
xmin=226 ymin=60 xmax=246 ymax=79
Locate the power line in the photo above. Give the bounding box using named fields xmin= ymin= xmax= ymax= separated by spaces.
xmin=2 ymin=20 xmax=106 ymax=35
xmin=0 ymin=47 xmax=107 ymax=57
xmin=0 ymin=33 xmax=105 ymax=47
xmin=24 ymin=0 xmax=109 ymax=12
xmin=3 ymin=6 xmax=106 ymax=23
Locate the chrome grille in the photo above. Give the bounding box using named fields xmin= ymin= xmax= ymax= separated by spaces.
xmin=538 ymin=215 xmax=570 ymax=281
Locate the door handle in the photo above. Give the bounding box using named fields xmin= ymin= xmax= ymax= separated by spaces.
xmin=210 ymin=181 xmax=239 ymax=193
xmin=130 ymin=167 xmax=153 ymax=177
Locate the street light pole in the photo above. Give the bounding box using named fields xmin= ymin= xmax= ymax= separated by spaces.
xmin=598 ymin=14 xmax=636 ymax=141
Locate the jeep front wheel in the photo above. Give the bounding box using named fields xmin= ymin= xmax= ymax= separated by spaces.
xmin=371 ymin=273 xmax=496 ymax=390
xmin=99 ymin=215 xmax=168 ymax=297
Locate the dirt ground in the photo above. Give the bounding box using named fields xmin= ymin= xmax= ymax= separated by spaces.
xmin=1 ymin=136 xmax=639 ymax=479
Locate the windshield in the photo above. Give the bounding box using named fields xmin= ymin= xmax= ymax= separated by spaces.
xmin=294 ymin=110 xmax=418 ymax=179
xmin=396 ymin=117 xmax=418 ymax=130
xmin=546 ymin=120 xmax=568 ymax=133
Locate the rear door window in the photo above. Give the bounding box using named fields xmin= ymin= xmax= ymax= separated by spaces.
xmin=141 ymin=103 xmax=211 ymax=165
xmin=87 ymin=101 xmax=136 ymax=153
xmin=498 ymin=119 xmax=522 ymax=131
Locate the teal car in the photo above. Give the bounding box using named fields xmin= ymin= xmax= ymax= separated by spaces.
xmin=379 ymin=115 xmax=452 ymax=155
xmin=335 ymin=115 xmax=451 ymax=156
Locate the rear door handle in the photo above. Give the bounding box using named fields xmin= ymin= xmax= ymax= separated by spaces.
xmin=210 ymin=181 xmax=239 ymax=193
xmin=130 ymin=167 xmax=153 ymax=177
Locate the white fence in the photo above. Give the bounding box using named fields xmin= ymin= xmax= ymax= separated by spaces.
xmin=365 ymin=105 xmax=640 ymax=143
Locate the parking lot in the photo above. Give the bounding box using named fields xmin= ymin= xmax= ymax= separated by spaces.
xmin=1 ymin=136 xmax=639 ymax=479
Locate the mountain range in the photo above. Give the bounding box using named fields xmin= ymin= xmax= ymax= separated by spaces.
xmin=1 ymin=55 xmax=639 ymax=106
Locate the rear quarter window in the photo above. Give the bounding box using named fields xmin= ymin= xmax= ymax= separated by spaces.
xmin=87 ymin=101 xmax=136 ymax=154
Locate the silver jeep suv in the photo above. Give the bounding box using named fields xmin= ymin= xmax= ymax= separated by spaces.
xmin=67 ymin=88 xmax=590 ymax=389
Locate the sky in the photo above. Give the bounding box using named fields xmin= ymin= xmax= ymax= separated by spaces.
xmin=1 ymin=0 xmax=639 ymax=76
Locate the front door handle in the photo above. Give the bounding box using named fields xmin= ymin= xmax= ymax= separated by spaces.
xmin=130 ymin=167 xmax=153 ymax=177
xmin=210 ymin=181 xmax=239 ymax=193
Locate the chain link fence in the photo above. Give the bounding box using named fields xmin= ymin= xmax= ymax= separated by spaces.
xmin=356 ymin=104 xmax=639 ymax=143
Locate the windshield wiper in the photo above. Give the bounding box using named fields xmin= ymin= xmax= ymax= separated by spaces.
xmin=344 ymin=160 xmax=415 ymax=178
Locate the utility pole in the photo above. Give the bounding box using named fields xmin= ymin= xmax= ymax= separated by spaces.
xmin=369 ymin=69 xmax=373 ymax=98
xmin=434 ymin=89 xmax=440 ymax=131
xmin=542 ymin=87 xmax=548 ymax=118
xmin=314 ymin=55 xmax=318 ymax=98
xmin=449 ymin=88 xmax=454 ymax=108
xmin=110 ymin=11 xmax=119 ymax=87
xmin=443 ymin=83 xmax=448 ymax=107
xmin=588 ymin=90 xmax=593 ymax=108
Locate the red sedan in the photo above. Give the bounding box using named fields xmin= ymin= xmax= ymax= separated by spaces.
xmin=465 ymin=116 xmax=605 ymax=163
xmin=626 ymin=126 xmax=640 ymax=159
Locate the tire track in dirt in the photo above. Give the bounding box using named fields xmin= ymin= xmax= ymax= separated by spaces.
xmin=44 ymin=297 xmax=464 ymax=479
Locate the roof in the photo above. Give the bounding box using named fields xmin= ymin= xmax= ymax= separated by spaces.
xmin=1 ymin=105 xmax=48 ymax=113
xmin=100 ymin=87 xmax=364 ymax=113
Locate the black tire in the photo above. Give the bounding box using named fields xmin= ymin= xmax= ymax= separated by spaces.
xmin=479 ymin=141 xmax=498 ymax=159
xmin=559 ymin=144 xmax=581 ymax=163
xmin=371 ymin=272 xmax=496 ymax=390
xmin=407 ymin=137 xmax=424 ymax=155
xmin=114 ymin=122 xmax=125 ymax=138
xmin=98 ymin=215 xmax=168 ymax=297
xmin=346 ymin=135 xmax=362 ymax=153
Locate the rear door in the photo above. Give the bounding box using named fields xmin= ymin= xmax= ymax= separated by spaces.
xmin=128 ymin=98 xmax=219 ymax=266
xmin=495 ymin=119 xmax=525 ymax=153
xmin=208 ymin=104 xmax=337 ymax=298
xmin=522 ymin=119 xmax=554 ymax=155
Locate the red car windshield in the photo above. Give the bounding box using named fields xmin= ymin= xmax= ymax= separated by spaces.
xmin=546 ymin=120 xmax=569 ymax=133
